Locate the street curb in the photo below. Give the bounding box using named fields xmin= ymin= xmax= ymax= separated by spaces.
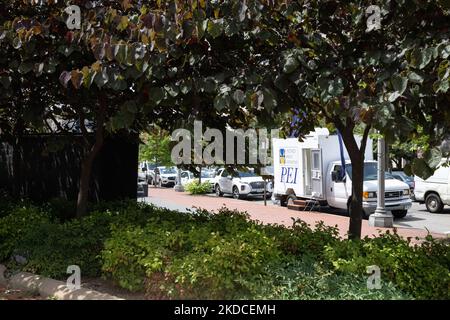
xmin=0 ymin=265 xmax=123 ymax=300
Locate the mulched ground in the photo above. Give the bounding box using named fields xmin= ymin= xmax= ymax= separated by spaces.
xmin=0 ymin=279 xmax=149 ymax=300
xmin=0 ymin=285 xmax=43 ymax=300
xmin=81 ymin=278 xmax=146 ymax=300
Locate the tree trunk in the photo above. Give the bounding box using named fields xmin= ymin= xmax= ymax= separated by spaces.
xmin=348 ymin=153 xmax=364 ymax=239
xmin=339 ymin=125 xmax=371 ymax=240
xmin=11 ymin=135 xmax=21 ymax=198
xmin=11 ymin=113 xmax=25 ymax=198
xmin=76 ymin=151 xmax=97 ymax=218
xmin=75 ymin=98 xmax=106 ymax=218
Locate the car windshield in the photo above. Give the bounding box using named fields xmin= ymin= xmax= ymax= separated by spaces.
xmin=160 ymin=168 xmax=176 ymax=174
xmin=345 ymin=163 xmax=395 ymax=181
xmin=201 ymin=171 xmax=215 ymax=178
xmin=393 ymin=172 xmax=414 ymax=182
xmin=237 ymin=171 xmax=257 ymax=178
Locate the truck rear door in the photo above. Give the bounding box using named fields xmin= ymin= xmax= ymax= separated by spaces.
xmin=311 ymin=149 xmax=323 ymax=198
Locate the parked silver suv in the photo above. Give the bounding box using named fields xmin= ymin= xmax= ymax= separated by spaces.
xmin=214 ymin=168 xmax=273 ymax=199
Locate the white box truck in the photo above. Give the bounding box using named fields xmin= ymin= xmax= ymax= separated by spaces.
xmin=414 ymin=159 xmax=450 ymax=213
xmin=272 ymin=128 xmax=412 ymax=218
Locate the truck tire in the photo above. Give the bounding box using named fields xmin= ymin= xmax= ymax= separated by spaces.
xmin=425 ymin=193 xmax=444 ymax=213
xmin=392 ymin=210 xmax=408 ymax=219
xmin=281 ymin=194 xmax=297 ymax=207
xmin=347 ymin=201 xmax=370 ymax=219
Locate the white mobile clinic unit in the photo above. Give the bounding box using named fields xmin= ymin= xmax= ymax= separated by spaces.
xmin=272 ymin=128 xmax=412 ymax=218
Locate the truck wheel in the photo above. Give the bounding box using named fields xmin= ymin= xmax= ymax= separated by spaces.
xmin=232 ymin=186 xmax=241 ymax=199
xmin=362 ymin=210 xmax=370 ymax=219
xmin=425 ymin=193 xmax=444 ymax=213
xmin=281 ymin=194 xmax=297 ymax=207
xmin=215 ymin=184 xmax=223 ymax=197
xmin=347 ymin=202 xmax=369 ymax=219
xmin=392 ymin=210 xmax=408 ymax=219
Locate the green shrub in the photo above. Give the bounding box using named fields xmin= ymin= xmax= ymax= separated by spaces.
xmin=184 ymin=181 xmax=213 ymax=194
xmin=101 ymin=208 xmax=281 ymax=299
xmin=43 ymin=198 xmax=77 ymax=222
xmin=102 ymin=226 xmax=161 ymax=292
xmin=100 ymin=208 xmax=198 ymax=292
xmin=0 ymin=193 xmax=15 ymax=218
xmin=239 ymin=257 xmax=412 ymax=300
xmin=0 ymin=204 xmax=51 ymax=262
xmin=265 ymin=219 xmax=340 ymax=259
xmin=166 ymin=226 xmax=281 ymax=299
xmin=323 ymin=231 xmax=450 ymax=300
xmin=0 ymin=199 xmax=448 ymax=300
xmin=13 ymin=211 xmax=114 ymax=279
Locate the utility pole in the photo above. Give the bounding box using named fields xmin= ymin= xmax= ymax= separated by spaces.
xmin=369 ymin=133 xmax=394 ymax=227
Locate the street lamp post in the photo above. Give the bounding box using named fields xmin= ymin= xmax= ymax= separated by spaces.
xmin=174 ymin=167 xmax=184 ymax=192
xmin=369 ymin=134 xmax=394 ymax=227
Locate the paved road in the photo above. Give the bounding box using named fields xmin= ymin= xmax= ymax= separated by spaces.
xmin=226 ymin=195 xmax=450 ymax=235
xmin=391 ymin=203 xmax=450 ymax=234
xmin=138 ymin=196 xmax=190 ymax=213
xmin=140 ymin=187 xmax=450 ymax=236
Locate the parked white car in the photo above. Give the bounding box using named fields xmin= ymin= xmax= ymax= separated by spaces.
xmin=414 ymin=159 xmax=450 ymax=213
xmin=180 ymin=170 xmax=194 ymax=185
xmin=214 ymin=168 xmax=273 ymax=199
xmin=139 ymin=162 xmax=160 ymax=185
xmin=154 ymin=166 xmax=177 ymax=187
xmin=180 ymin=170 xmax=216 ymax=192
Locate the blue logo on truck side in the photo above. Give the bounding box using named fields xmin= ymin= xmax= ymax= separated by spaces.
xmin=280 ymin=149 xmax=286 ymax=164
xmin=280 ymin=167 xmax=298 ymax=184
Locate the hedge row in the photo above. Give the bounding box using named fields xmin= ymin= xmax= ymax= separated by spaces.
xmin=0 ymin=198 xmax=448 ymax=299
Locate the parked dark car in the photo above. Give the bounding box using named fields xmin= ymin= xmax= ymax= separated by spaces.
xmin=392 ymin=171 xmax=415 ymax=196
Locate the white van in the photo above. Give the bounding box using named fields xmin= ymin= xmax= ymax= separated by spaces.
xmin=414 ymin=160 xmax=450 ymax=213
xmin=272 ymin=128 xmax=412 ymax=218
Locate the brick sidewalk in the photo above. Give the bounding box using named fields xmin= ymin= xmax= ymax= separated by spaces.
xmin=147 ymin=187 xmax=445 ymax=241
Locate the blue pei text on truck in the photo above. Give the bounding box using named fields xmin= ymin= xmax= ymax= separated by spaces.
xmin=280 ymin=167 xmax=299 ymax=184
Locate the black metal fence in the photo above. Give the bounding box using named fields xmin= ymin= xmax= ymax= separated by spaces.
xmin=0 ymin=134 xmax=138 ymax=203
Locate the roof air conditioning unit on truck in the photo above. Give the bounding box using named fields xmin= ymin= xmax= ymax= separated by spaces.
xmin=272 ymin=128 xmax=412 ymax=219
